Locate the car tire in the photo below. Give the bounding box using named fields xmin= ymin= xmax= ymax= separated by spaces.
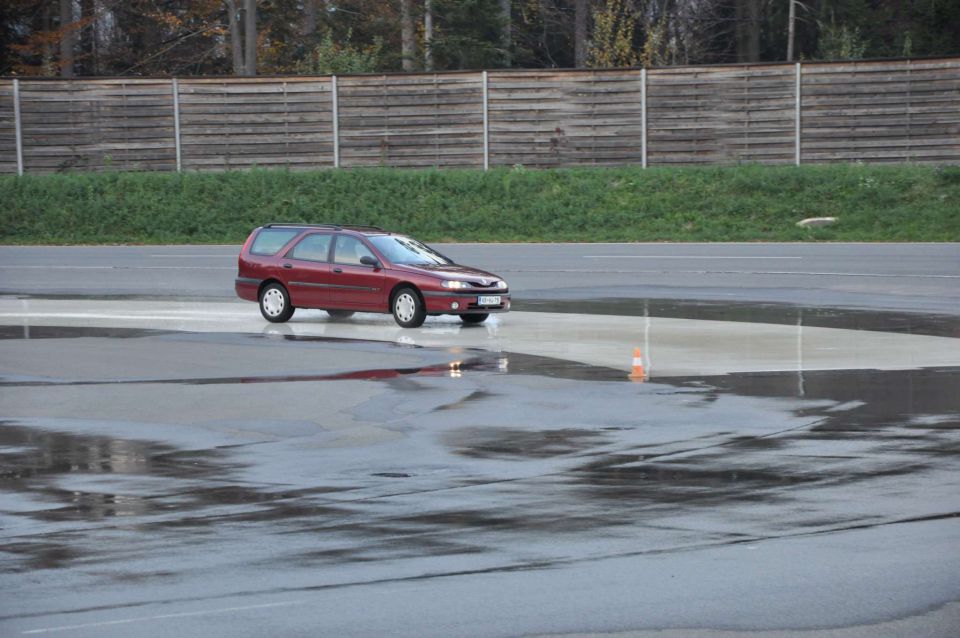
xmin=460 ymin=313 xmax=489 ymax=325
xmin=326 ymin=310 xmax=355 ymax=319
xmin=392 ymin=287 xmax=426 ymax=328
xmin=260 ymin=283 xmax=295 ymax=323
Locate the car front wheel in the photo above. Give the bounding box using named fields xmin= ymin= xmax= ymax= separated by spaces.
xmin=392 ymin=287 xmax=426 ymax=328
xmin=260 ymin=283 xmax=295 ymax=323
xmin=460 ymin=313 xmax=489 ymax=325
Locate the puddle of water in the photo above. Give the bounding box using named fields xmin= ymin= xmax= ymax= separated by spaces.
xmin=0 ymin=326 xmax=625 ymax=387
xmin=437 ymin=366 xmax=960 ymax=527
xmin=0 ymin=292 xmax=220 ymax=302
xmin=0 ymin=421 xmax=173 ymax=481
xmin=669 ymin=366 xmax=960 ymax=419
xmin=444 ymin=427 xmax=609 ymax=460
xmin=0 ymin=418 xmax=358 ymax=570
xmin=2 ymin=327 xmax=958 ymax=578
xmin=515 ymin=298 xmax=960 ymax=338
xmin=0 ymin=325 xmax=173 ymax=340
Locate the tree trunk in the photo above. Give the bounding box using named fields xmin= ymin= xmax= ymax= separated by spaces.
xmin=42 ymin=4 xmax=54 ymax=76
xmin=500 ymin=0 xmax=511 ymax=66
xmin=79 ymin=0 xmax=96 ymax=75
xmin=225 ymin=0 xmax=244 ymax=74
xmin=424 ymin=0 xmax=434 ymax=70
xmin=786 ymin=0 xmax=795 ymax=61
xmin=59 ymin=0 xmax=75 ymax=77
xmin=736 ymin=0 xmax=760 ymax=62
xmin=243 ymin=0 xmax=257 ymax=75
xmin=302 ymin=0 xmax=318 ymax=37
xmin=574 ymin=0 xmax=588 ymax=68
xmin=400 ymin=0 xmax=415 ymax=71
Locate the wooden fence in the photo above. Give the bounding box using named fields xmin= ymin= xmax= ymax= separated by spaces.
xmin=1 ymin=57 xmax=957 ymax=174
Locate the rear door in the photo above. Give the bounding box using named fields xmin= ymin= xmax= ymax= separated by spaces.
xmin=329 ymin=235 xmax=386 ymax=310
xmin=282 ymin=232 xmax=333 ymax=308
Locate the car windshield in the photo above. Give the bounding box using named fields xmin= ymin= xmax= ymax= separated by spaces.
xmin=369 ymin=235 xmax=452 ymax=266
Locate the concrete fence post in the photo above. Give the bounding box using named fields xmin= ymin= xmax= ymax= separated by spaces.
xmin=795 ymin=62 xmax=802 ymax=166
xmin=13 ymin=79 xmax=24 ymax=176
xmin=482 ymin=70 xmax=490 ymax=171
xmin=641 ymin=68 xmax=648 ymax=169
xmin=172 ymin=78 xmax=182 ymax=172
xmin=331 ymin=75 xmax=340 ymax=168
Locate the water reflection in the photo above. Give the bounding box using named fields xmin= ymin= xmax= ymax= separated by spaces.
xmin=2 ymin=324 xmax=958 ymax=579
xmin=0 ymin=422 xmax=235 ymax=526
xmin=515 ymin=298 xmax=960 ymax=338
xmin=1 ymin=423 xmax=154 ymax=480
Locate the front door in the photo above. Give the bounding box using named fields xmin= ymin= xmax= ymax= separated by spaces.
xmin=329 ymin=235 xmax=385 ymax=310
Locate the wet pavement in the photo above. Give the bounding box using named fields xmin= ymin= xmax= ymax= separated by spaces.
xmin=515 ymin=298 xmax=960 ymax=339
xmin=3 ymin=243 xmax=959 ymax=315
xmin=3 ymin=298 xmax=960 ymax=378
xmin=0 ymin=297 xmax=959 ymax=636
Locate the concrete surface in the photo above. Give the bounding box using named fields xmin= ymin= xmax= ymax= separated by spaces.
xmin=1 ymin=243 xmax=958 ymax=638
xmin=1 ymin=298 xmax=958 ymax=378
xmin=1 ymin=243 xmax=958 ymax=313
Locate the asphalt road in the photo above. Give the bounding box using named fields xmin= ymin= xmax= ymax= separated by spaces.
xmin=1 ymin=242 xmax=958 ymax=313
xmin=1 ymin=242 xmax=959 ymax=637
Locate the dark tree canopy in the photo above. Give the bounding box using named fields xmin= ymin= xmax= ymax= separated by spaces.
xmin=1 ymin=0 xmax=957 ymax=77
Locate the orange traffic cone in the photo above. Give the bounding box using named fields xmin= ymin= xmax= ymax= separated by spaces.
xmin=628 ymin=347 xmax=646 ymax=381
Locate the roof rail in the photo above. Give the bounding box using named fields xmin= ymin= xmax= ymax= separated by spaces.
xmin=339 ymin=224 xmax=386 ymax=232
xmin=264 ymin=223 xmax=339 ymax=230
xmin=263 ymin=223 xmax=385 ymax=232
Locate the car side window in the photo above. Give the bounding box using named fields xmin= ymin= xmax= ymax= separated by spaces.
xmin=334 ymin=235 xmax=376 ymax=266
xmin=250 ymin=229 xmax=299 ymax=256
xmin=289 ymin=233 xmax=332 ymax=262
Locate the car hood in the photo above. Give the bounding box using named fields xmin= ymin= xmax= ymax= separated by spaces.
xmin=392 ymin=263 xmax=502 ymax=282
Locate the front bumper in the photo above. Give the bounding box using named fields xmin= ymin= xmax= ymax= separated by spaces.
xmin=422 ymin=291 xmax=511 ymax=315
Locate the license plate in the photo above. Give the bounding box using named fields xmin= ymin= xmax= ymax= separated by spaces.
xmin=477 ymin=295 xmax=501 ymax=306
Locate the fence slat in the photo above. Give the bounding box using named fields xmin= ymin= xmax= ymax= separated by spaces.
xmin=14 ymin=79 xmax=24 ymax=175
xmin=1 ymin=57 xmax=957 ymax=175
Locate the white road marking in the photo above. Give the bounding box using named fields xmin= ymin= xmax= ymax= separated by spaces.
xmin=583 ymin=255 xmax=804 ymax=259
xmin=500 ymin=268 xmax=960 ymax=279
xmin=149 ymin=254 xmax=234 ymax=258
xmin=0 ymin=266 xmax=233 ymax=270
xmin=21 ymin=600 xmax=305 ymax=635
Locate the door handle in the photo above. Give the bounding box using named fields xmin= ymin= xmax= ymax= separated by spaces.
xmin=333 ymin=268 xmax=343 ymax=274
xmin=282 ymin=263 xmax=293 ymax=269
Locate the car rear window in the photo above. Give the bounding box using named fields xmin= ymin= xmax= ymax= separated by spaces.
xmin=250 ymin=229 xmax=299 ymax=256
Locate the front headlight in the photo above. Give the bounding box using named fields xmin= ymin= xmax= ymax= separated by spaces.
xmin=496 ymin=280 xmax=508 ymax=289
xmin=441 ymin=280 xmax=470 ymax=289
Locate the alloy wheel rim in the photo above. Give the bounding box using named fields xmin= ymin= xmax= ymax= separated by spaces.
xmin=263 ymin=289 xmax=285 ymax=316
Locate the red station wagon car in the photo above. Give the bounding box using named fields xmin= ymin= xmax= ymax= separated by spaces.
xmin=235 ymin=224 xmax=510 ymax=328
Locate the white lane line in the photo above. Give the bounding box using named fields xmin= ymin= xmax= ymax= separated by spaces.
xmin=0 ymin=266 xmax=233 ymax=270
xmin=500 ymin=268 xmax=960 ymax=279
xmin=583 ymin=255 xmax=804 ymax=259
xmin=21 ymin=600 xmax=305 ymax=635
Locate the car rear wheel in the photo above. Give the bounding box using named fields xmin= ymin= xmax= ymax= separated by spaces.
xmin=392 ymin=287 xmax=426 ymax=328
xmin=326 ymin=310 xmax=355 ymax=319
xmin=260 ymin=283 xmax=295 ymax=323
xmin=460 ymin=313 xmax=489 ymax=325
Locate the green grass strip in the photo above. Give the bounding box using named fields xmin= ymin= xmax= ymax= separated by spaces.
xmin=2 ymin=164 xmax=959 ymax=244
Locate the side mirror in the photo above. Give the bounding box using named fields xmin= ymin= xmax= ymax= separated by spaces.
xmin=360 ymin=255 xmax=381 ymax=268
